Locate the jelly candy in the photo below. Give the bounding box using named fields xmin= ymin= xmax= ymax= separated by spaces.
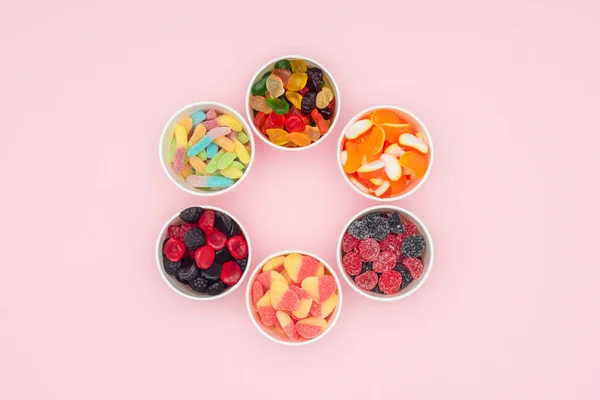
xmin=189 ymin=123 xmax=207 ymax=147
xmin=249 ymin=95 xmax=272 ymax=114
xmin=198 ymin=149 xmax=208 ymax=161
xmin=301 ymin=275 xmax=336 ymax=304
xmin=220 ymin=167 xmax=243 ymax=179
xmin=186 ymin=174 xmax=234 ymax=188
xmin=402 ymin=257 xmax=424 ymax=279
xmin=318 ymin=107 xmax=332 ymax=120
xmin=371 ymin=109 xmax=402 ymax=125
xmin=257 ymin=270 xmax=287 ymax=290
xmin=270 ymin=281 xmax=299 ymax=311
xmin=399 ymin=133 xmax=429 ymax=154
xmin=187 ymin=126 xmax=231 ymax=157
xmin=309 ymin=292 xmax=338 ymax=319
xmin=303 ymin=125 xmax=321 ymax=142
xmin=213 ymin=136 xmax=235 ymax=152
xmin=190 ymin=110 xmax=206 ymax=126
xmin=310 ymin=108 xmax=329 ymax=134
xmin=381 ymin=123 xmax=412 ymax=143
xmin=188 ymin=156 xmax=207 ymax=175
xmin=173 ymin=124 xmax=188 ymax=173
xmin=283 ymin=253 xmax=321 ymax=283
xmin=251 ymin=72 xmax=271 ymax=96
xmin=262 ymin=256 xmax=285 ymax=272
xmin=205 ymin=108 xmax=217 ymax=120
xmin=284 ymin=114 xmax=305 ymax=133
xmin=205 ymin=150 xmax=225 ymax=174
xmin=285 ymin=91 xmax=303 ymax=109
xmin=286 ymin=72 xmax=308 ymax=91
xmin=264 ymin=97 xmax=290 ymax=115
xmin=274 ymin=59 xmax=292 ymax=71
xmin=266 ymin=128 xmax=289 ymax=145
xmin=287 ymin=106 xmax=309 ymax=124
xmin=271 ymin=68 xmax=292 ymax=87
xmin=343 ymin=142 xmax=363 ymax=174
xmin=372 ymin=251 xmax=396 ymax=273
xmin=384 ymin=143 xmax=405 ymax=158
xmin=228 ymin=130 xmax=238 ymax=142
xmin=233 ymin=139 xmax=250 ymax=164
xmin=254 ymin=111 xmax=268 ymax=129
xmin=345 ymin=119 xmax=373 ymax=140
xmin=179 ymin=116 xmax=193 ymax=133
xmin=206 ymin=143 xmax=218 ymax=158
xmin=230 ymin=161 xmax=244 ymax=170
xmin=265 ymin=74 xmax=285 ymax=98
xmin=180 ymin=163 xmax=193 ymax=178
xmin=257 ymin=291 xmax=277 ymax=326
xmin=217 ymin=151 xmax=236 ymax=170
xmin=401 ymin=235 xmax=426 ymax=258
xmin=289 ymin=286 xmax=313 ymax=319
xmin=400 ymin=151 xmax=428 ymax=177
xmin=290 ymin=59 xmax=307 ymax=73
xmin=252 ymin=281 xmax=265 ymax=306
xmin=261 ymin=112 xmax=285 ymax=133
xmin=360 ymin=126 xmax=385 ymax=155
xmin=237 ymin=131 xmax=249 ymax=144
xmin=168 ymin=138 xmax=176 ymax=163
xmin=276 ymin=311 xmax=298 ymax=340
xmin=305 ymin=67 xmax=323 ymax=92
xmin=358 ymin=238 xmax=380 ymax=261
xmin=315 ymin=87 xmax=334 ymax=109
xmin=288 ymin=131 xmax=311 ymax=147
xmin=296 ymin=318 xmax=327 ymax=339
xmin=300 ymin=91 xmax=316 ymax=114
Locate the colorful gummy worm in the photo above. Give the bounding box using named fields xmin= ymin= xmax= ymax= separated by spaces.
xmin=249 ymin=58 xmax=336 ymax=148
xmin=251 ymin=253 xmax=339 ymax=341
xmin=340 ymin=109 xmax=431 ymax=198
xmin=168 ymin=108 xmax=252 ymax=190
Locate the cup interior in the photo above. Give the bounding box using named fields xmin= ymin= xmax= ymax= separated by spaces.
xmin=337 ymin=206 xmax=433 ymax=301
xmin=156 ymin=206 xmax=252 ymax=301
xmin=337 ymin=106 xmax=433 ymax=201
xmin=159 ymin=102 xmax=254 ymax=196
xmin=246 ymin=251 xmax=343 ymax=346
xmin=246 ymin=55 xmax=341 ymax=151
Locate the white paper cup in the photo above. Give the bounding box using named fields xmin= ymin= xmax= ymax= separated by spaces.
xmin=337 ymin=105 xmax=434 ymax=201
xmin=245 ymin=55 xmax=341 ymax=152
xmin=337 ymin=205 xmax=433 ymax=302
xmin=156 ymin=206 xmax=252 ymax=301
xmin=245 ymin=250 xmax=343 ymax=346
xmin=159 ymin=102 xmax=255 ymax=196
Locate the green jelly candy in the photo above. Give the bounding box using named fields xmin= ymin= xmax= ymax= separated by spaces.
xmin=168 ymin=137 xmax=176 ymax=163
xmin=265 ymin=97 xmax=290 ymax=115
xmin=230 ymin=161 xmax=244 ymax=170
xmin=237 ymin=131 xmax=249 ymax=144
xmin=198 ymin=150 xmax=208 ymax=161
xmin=274 ymin=59 xmax=292 ymax=71
xmin=251 ymin=72 xmax=272 ymax=96
xmin=217 ymin=151 xmax=236 ymax=170
xmin=206 ymin=150 xmax=225 ymax=174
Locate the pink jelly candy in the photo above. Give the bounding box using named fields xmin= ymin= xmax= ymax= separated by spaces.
xmin=252 ymin=281 xmax=264 ymax=307
xmin=354 ymin=270 xmax=378 ymax=291
xmin=379 ymin=234 xmax=402 ymax=258
xmin=372 ymin=251 xmax=396 ymax=273
xmin=358 ymin=238 xmax=380 ymax=261
xmin=342 ymin=252 xmax=362 ymax=276
xmin=205 ymin=108 xmax=217 ymax=120
xmin=402 ymin=257 xmax=424 ymax=279
xmin=342 ymin=233 xmax=359 ymax=253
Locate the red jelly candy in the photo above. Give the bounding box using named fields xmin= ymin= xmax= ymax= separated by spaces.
xmin=207 ymin=229 xmax=227 ymax=250
xmin=401 ymin=222 xmax=417 ymax=241
xmin=354 ymin=270 xmax=378 ymax=291
xmin=379 ymin=270 xmax=402 ymax=294
xmin=342 ymin=252 xmax=362 ymax=276
xmin=254 ymin=111 xmax=268 ymax=129
xmin=379 ymin=234 xmax=402 ymax=258
xmin=298 ymin=87 xmax=309 ymax=95
xmin=227 ymin=236 xmax=248 ymax=259
xmin=373 ymin=251 xmax=397 ymax=273
xmin=284 ymin=114 xmax=305 ymax=132
xmin=342 ymin=233 xmax=359 ymax=253
xmin=220 ymin=261 xmax=242 ymax=286
xmin=261 ymin=112 xmax=285 ymax=134
xmin=358 ymin=238 xmax=380 ymax=261
xmin=402 ymin=257 xmax=424 ymax=279
xmin=164 ymin=238 xmax=185 ymax=262
xmin=287 ymin=106 xmax=310 ymax=125
xmin=194 ymin=245 xmax=215 ymax=270
xmin=167 ymin=225 xmax=180 ymax=239
xmin=199 ymin=211 xmax=215 ymax=233
xmin=180 ymin=223 xmax=194 ymax=239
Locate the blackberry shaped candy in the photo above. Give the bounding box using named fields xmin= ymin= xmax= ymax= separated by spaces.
xmin=184 ymin=228 xmax=206 ymax=250
xmin=180 ymin=207 xmax=204 ymax=223
xmin=163 ymin=257 xmax=182 ymax=275
xmin=388 ymin=211 xmax=405 ymax=234
xmin=401 ymin=235 xmax=426 ymax=258
xmin=206 ymin=281 xmax=226 ymax=295
xmin=190 ymin=276 xmax=209 ymax=293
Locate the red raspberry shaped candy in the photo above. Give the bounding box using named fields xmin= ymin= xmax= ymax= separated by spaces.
xmin=342 ymin=233 xmax=359 ymax=253
xmin=199 ymin=210 xmax=215 ymax=234
xmin=358 ymin=238 xmax=380 ymax=262
xmin=220 ymin=261 xmax=242 ymax=286
xmin=372 ymin=251 xmax=396 ymax=273
xmin=355 ymin=270 xmax=378 ymax=291
xmin=167 ymin=225 xmax=181 ymax=239
xmin=342 ymin=252 xmax=362 ymax=276
xmin=402 ymin=258 xmax=424 ymax=279
xmin=379 ymin=270 xmax=402 ymax=294
xmin=400 ymin=222 xmax=417 ymax=241
xmin=379 ymin=234 xmax=402 ymax=258
xmin=164 ymin=238 xmax=185 ymax=262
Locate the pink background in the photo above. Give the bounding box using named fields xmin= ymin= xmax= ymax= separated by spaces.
xmin=1 ymin=0 xmax=598 ymax=398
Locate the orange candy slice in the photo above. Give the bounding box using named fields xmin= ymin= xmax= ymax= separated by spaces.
xmin=371 ymin=109 xmax=402 ymax=125
xmin=360 ymin=126 xmax=385 ymax=156
xmin=381 ymin=123 xmax=412 ymax=143
xmin=343 ymin=141 xmax=363 ymax=173
xmin=357 ymin=160 xmax=385 ymax=180
xmin=400 ymin=151 xmax=429 ymax=178
xmin=390 ymin=174 xmax=408 ymax=195
xmin=288 ymin=131 xmax=311 ymax=147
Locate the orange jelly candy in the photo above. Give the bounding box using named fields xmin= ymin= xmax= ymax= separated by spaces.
xmin=389 ymin=174 xmax=408 ymax=195
xmin=343 ymin=141 xmax=363 ymax=174
xmin=371 ymin=109 xmax=402 ymax=125
xmin=400 ymin=151 xmax=428 ymax=178
xmin=288 ymin=131 xmax=311 ymax=147
xmin=360 ymin=126 xmax=385 ymax=156
xmin=381 ymin=123 xmax=412 ymax=143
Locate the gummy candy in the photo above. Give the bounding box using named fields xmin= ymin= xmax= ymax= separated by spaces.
xmin=254 ymin=111 xmax=268 ymax=129
xmin=288 ymin=131 xmax=311 ymax=147
xmin=381 ymin=123 xmax=412 ymax=143
xmin=276 ymin=311 xmax=298 ymax=340
xmin=290 ymin=59 xmax=307 ymax=73
xmin=189 ymin=123 xmax=207 ymax=147
xmin=305 ymin=68 xmax=323 ymax=92
xmin=251 ymin=73 xmax=270 ymax=96
xmin=380 ymin=153 xmax=402 ymax=181
xmin=372 ymin=252 xmax=396 ymax=273
xmin=289 ymin=286 xmax=312 ymax=319
xmin=285 ymin=91 xmax=303 ymax=109
xmin=310 ymin=109 xmax=329 ymax=134
xmin=216 ymin=151 xmax=236 ymax=170
xmin=265 ymin=97 xmax=290 ymax=115
xmin=190 ymin=110 xmax=206 ymax=126
xmin=283 ymin=253 xmax=320 ymax=283
xmin=300 ymin=91 xmax=316 ymax=115
xmin=286 ymin=72 xmax=308 ymax=91
xmin=187 ymin=127 xmax=230 ymax=157
xmin=265 ymin=74 xmax=285 ymax=97
xmin=402 ymin=257 xmax=424 ymax=279
xmin=309 ymin=292 xmax=338 ymax=319
xmin=216 ymin=115 xmax=243 ymax=132
xmin=213 ymin=136 xmax=235 ymax=152
xmin=354 ymin=270 xmax=378 ymax=290
xmin=168 ymin=138 xmax=176 ymax=163
xmin=186 ymin=175 xmax=234 ymax=188
xmin=357 ymin=160 xmax=385 ymax=180
xmin=180 ymin=163 xmax=193 ymax=178
xmin=257 ymin=291 xmax=277 ymax=326
xmin=342 ymin=252 xmax=362 ymax=276
xmin=257 ymin=270 xmax=287 ymax=290
xmin=205 ymin=150 xmax=225 ymax=174
xmin=342 ymin=233 xmax=359 ymax=253
xmin=371 ymin=109 xmax=402 ymax=125
xmin=399 ymin=133 xmax=429 ymax=154
xmin=360 ymin=126 xmax=385 ymax=155
xmin=252 ymin=281 xmax=264 ymax=306
xmin=234 ymin=139 xmax=250 ymax=164
xmin=179 ymin=116 xmax=193 ymax=133
xmin=237 ymin=131 xmax=249 ymax=144
xmin=303 ymin=125 xmax=321 ymax=142
xmin=358 ymin=238 xmax=380 ymax=261
xmin=188 ymin=156 xmax=206 ymax=175
xmin=173 ymin=125 xmax=188 ymax=173
xmin=270 ymin=281 xmax=299 ymax=311
xmin=205 ymin=108 xmax=217 ymax=120
xmin=400 ymin=151 xmax=428 ymax=178
xmin=206 ymin=143 xmax=218 ymax=158
xmin=378 ymin=270 xmax=402 ymax=294
xmin=301 ymin=276 xmax=336 ymax=304
xmin=262 ymin=256 xmax=285 ymax=272
xmin=220 ymin=167 xmax=243 ymax=179
xmin=345 ymin=119 xmax=373 ymax=140
xmin=315 ymin=87 xmax=334 ymax=109
xmin=284 ymin=114 xmax=306 ymax=133
xmin=401 ymin=235 xmax=426 ymax=258
xmin=250 ymin=95 xmax=272 ymax=114
xmin=271 ymin=68 xmax=292 ymax=87
xmin=266 ymin=128 xmax=289 ymax=146
xmin=296 ymin=318 xmax=327 ymax=339
xmin=274 ymin=59 xmax=292 ymax=71
xmin=228 ymin=131 xmax=238 ymax=142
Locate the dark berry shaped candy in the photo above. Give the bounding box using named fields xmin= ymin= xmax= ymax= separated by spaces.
xmin=363 ymin=212 xmax=382 ymax=224
xmin=180 ymin=207 xmax=204 ymax=223
xmin=175 ymin=274 xmax=187 ymax=285
xmin=379 ymin=270 xmax=402 ymax=294
xmin=401 ymin=235 xmax=426 ymax=258
xmin=206 ymin=281 xmax=226 ymax=295
xmin=355 ymin=270 xmax=378 ymax=291
xmin=371 ymin=285 xmax=384 ymax=294
xmin=214 ymin=212 xmax=234 ymax=236
xmin=306 ymin=67 xmax=323 ymax=92
xmin=342 ymin=252 xmax=362 ymax=276
xmin=366 ymin=216 xmax=390 ymax=241
xmin=388 ymin=211 xmax=405 ymax=234
xmin=396 ymin=266 xmax=413 ymax=289
xmin=190 ymin=276 xmax=209 ymax=293
xmin=237 ymin=257 xmax=248 ymax=272
xmin=201 ymin=262 xmax=223 ymax=281
xmin=220 ymin=261 xmax=242 ymax=286
xmin=177 ymin=262 xmax=200 ymax=283
xmin=318 ymin=107 xmax=332 ymax=120
xmin=361 ymin=261 xmax=373 ymax=273
xmin=164 ymin=238 xmax=185 ymax=262
xmin=300 ymin=91 xmax=316 ymax=115
xmin=184 ymin=228 xmax=206 ymax=250
xmin=215 ymin=247 xmax=234 ymax=263
xmin=163 ymin=257 xmax=182 ymax=275
xmin=348 ymin=220 xmax=370 ymax=239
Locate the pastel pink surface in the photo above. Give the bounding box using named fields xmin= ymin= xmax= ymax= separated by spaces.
xmin=0 ymin=1 xmax=598 ymax=400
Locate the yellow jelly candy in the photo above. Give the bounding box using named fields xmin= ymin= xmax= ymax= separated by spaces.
xmin=234 ymin=139 xmax=250 ymax=164
xmin=286 ymin=73 xmax=308 ymax=91
xmin=303 ymin=125 xmax=321 ymax=142
xmin=288 ymin=131 xmax=311 ymax=147
xmin=213 ymin=136 xmax=235 ymax=152
xmin=316 ymin=87 xmax=334 ymax=109
xmin=266 ymin=128 xmax=289 ymax=146
xmin=179 ymin=116 xmax=193 ymax=133
xmin=217 ymin=114 xmax=243 ymax=132
xmin=285 ymin=91 xmax=303 ymax=109
xmin=220 ymin=167 xmax=243 ymax=179
xmin=266 ymin=74 xmax=285 ymax=97
xmin=290 ymin=59 xmax=307 ymax=73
